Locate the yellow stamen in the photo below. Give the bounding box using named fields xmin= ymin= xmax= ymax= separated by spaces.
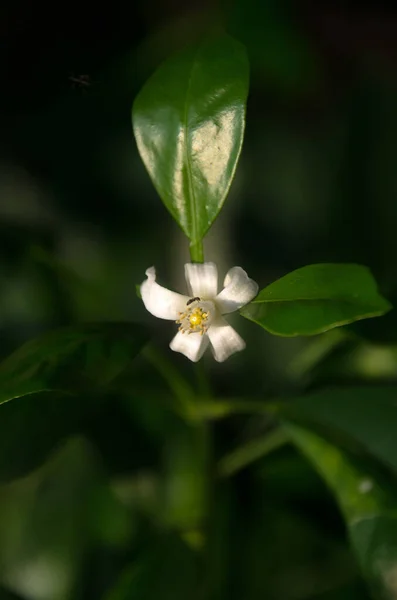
xmin=176 ymin=303 xmax=210 ymax=335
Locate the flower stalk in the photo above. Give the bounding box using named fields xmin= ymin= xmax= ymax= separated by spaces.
xmin=189 ymin=239 xmax=204 ymax=264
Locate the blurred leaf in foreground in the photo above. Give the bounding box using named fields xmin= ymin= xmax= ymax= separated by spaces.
xmin=285 ymin=422 xmax=397 ymax=600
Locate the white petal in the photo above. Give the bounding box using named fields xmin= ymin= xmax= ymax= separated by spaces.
xmin=169 ymin=331 xmax=210 ymax=362
xmin=207 ymin=318 xmax=246 ymax=362
xmin=185 ymin=263 xmax=218 ymax=299
xmin=215 ymin=267 xmax=258 ymax=314
xmin=141 ymin=267 xmax=190 ymax=320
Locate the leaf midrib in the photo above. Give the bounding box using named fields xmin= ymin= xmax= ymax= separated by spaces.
xmin=251 ymin=295 xmax=387 ymax=307
xmin=183 ymin=44 xmax=201 ymax=244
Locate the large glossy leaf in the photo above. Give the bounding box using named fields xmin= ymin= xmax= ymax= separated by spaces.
xmin=132 ymin=35 xmax=249 ymax=248
xmin=285 ymin=423 xmax=397 ymax=600
xmin=240 ymin=264 xmax=391 ymax=336
xmin=277 ymin=386 xmax=397 ymax=475
xmin=0 ymin=323 xmax=148 ymax=481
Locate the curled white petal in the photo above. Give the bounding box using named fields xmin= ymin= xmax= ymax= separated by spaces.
xmin=141 ymin=267 xmax=190 ymax=320
xmin=185 ymin=263 xmax=218 ymax=299
xmin=207 ymin=317 xmax=246 ymax=362
xmin=215 ymin=267 xmax=258 ymax=314
xmin=169 ymin=331 xmax=210 ymax=362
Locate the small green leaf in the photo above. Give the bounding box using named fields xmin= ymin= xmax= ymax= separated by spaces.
xmin=132 ymin=34 xmax=249 ymax=246
xmin=277 ymin=386 xmax=397 ymax=476
xmin=241 ymin=264 xmax=391 ymax=336
xmin=285 ymin=423 xmax=397 ymax=600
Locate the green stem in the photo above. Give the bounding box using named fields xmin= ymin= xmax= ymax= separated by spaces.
xmin=195 ymin=398 xmax=279 ymax=420
xmin=189 ymin=239 xmax=204 ymax=263
xmin=142 ymin=344 xmax=196 ymax=421
xmin=217 ymin=427 xmax=290 ymax=478
xmin=194 ymin=362 xmax=212 ymax=400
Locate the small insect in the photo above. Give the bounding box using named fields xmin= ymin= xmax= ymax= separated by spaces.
xmin=69 ymin=73 xmax=92 ymax=89
xmin=186 ymin=297 xmax=201 ymax=306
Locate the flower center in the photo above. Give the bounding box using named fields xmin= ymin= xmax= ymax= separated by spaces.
xmin=176 ymin=298 xmax=214 ymax=335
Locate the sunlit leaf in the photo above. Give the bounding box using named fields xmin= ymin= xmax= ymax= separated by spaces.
xmin=285 ymin=422 xmax=397 ymax=600
xmin=132 ymin=35 xmax=249 ymax=249
xmin=241 ymin=264 xmax=391 ymax=336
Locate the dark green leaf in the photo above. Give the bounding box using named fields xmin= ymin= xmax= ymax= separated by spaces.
xmin=103 ymin=534 xmax=198 ymax=600
xmin=306 ymin=582 xmax=370 ymax=600
xmin=0 ymin=323 xmax=148 ymax=481
xmin=0 ymin=586 xmax=26 ymax=600
xmin=0 ymin=390 xmax=87 ymax=481
xmin=278 ymin=386 xmax=397 ymax=476
xmin=241 ymin=264 xmax=391 ymax=336
xmin=132 ymin=35 xmax=249 ymax=246
xmin=0 ymin=322 xmax=149 ymax=405
xmin=285 ymin=423 xmax=397 ymax=600
xmin=307 ymin=582 xmax=370 ymax=600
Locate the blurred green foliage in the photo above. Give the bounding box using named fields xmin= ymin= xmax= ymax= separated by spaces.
xmin=1 ymin=0 xmax=397 ymax=599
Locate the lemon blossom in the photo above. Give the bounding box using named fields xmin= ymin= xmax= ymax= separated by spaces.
xmin=141 ymin=262 xmax=258 ymax=362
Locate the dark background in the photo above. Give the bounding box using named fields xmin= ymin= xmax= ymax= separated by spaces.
xmin=0 ymin=1 xmax=396 ymax=598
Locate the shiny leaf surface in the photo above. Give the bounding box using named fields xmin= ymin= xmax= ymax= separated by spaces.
xmin=132 ymin=35 xmax=249 ymax=246
xmin=241 ymin=264 xmax=391 ymax=336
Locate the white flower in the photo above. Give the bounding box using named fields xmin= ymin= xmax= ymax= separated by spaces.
xmin=141 ymin=262 xmax=258 ymax=362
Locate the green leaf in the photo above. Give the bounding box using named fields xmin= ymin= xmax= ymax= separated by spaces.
xmin=241 ymin=264 xmax=391 ymax=336
xmin=0 ymin=322 xmax=149 ymax=405
xmin=278 ymin=386 xmax=397 ymax=476
xmin=0 ymin=586 xmax=26 ymax=600
xmin=285 ymin=422 xmax=397 ymax=600
xmin=307 ymin=582 xmax=370 ymax=600
xmin=132 ymin=34 xmax=249 ymax=247
xmin=0 ymin=439 xmax=103 ymax=599
xmin=102 ymin=534 xmax=198 ymax=600
xmin=0 ymin=323 xmax=148 ymax=481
